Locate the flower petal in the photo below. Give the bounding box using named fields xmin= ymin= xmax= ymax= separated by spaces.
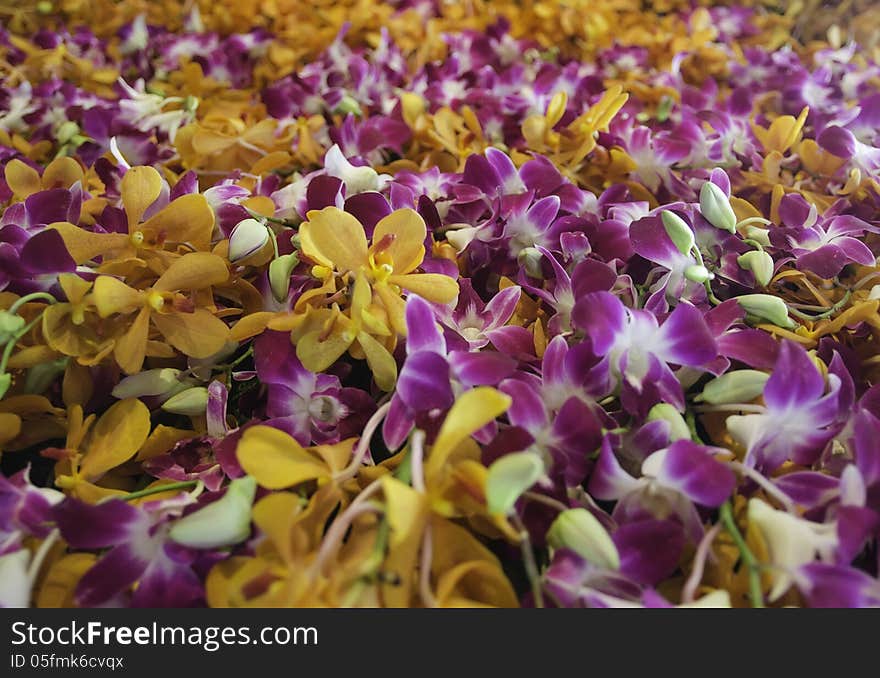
xmin=151 ymin=309 xmax=230 ymax=359
xmin=153 ymin=252 xmax=229 ymax=292
xmin=236 ymin=425 xmax=329 ymax=489
xmin=121 ymin=166 xmax=163 ymax=231
xmin=300 ymin=206 xmax=368 ymax=272
xmin=372 ymin=208 xmax=426 ymax=274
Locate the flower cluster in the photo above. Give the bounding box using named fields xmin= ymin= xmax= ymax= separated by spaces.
xmin=1 ymin=1 xmax=880 ymax=608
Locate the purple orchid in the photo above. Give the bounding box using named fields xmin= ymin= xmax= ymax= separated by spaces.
xmin=726 ymin=340 xmax=846 ymax=472
xmin=770 ymin=194 xmax=877 ymax=279
xmin=255 ymin=330 xmax=374 ymax=446
xmin=572 ymin=290 xmax=717 ymax=413
xmin=52 ymin=494 xmax=204 ymax=607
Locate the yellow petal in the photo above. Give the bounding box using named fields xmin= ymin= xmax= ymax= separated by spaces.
xmin=380 ymin=476 xmax=428 ymax=607
xmin=136 ymin=425 xmax=194 ymax=461
xmin=356 ymin=331 xmax=397 ymax=392
xmin=0 ymin=413 xmax=21 ymax=446
xmin=5 ymin=158 xmax=41 ymax=199
xmin=151 ymin=309 xmax=230 ymax=358
xmin=114 ymin=307 xmax=151 ymax=374
xmin=435 ymin=560 xmax=519 ymax=608
xmin=300 ymin=206 xmax=368 ymax=272
xmin=153 ymin=252 xmax=229 ymax=292
xmin=79 ymin=398 xmax=151 ymax=480
xmin=373 ymin=283 xmax=407 ymax=336
xmin=36 ymin=553 xmax=97 ymax=608
xmin=546 ymin=90 xmax=568 ymax=128
xmin=372 ymin=209 xmax=426 ymax=274
xmin=237 ymin=425 xmax=329 ymax=490
xmin=41 ymin=157 xmax=84 ymax=190
xmin=140 ymin=193 xmax=215 ymax=251
xmin=51 ymin=222 xmax=132 ymax=264
xmin=121 ymin=166 xmax=163 ymax=231
xmin=93 ymin=276 xmax=142 ymax=317
xmin=251 ymin=492 xmax=303 ymax=563
xmin=58 ymin=273 xmax=92 ymax=305
xmin=230 ymin=311 xmax=276 ymax=341
xmin=426 ymin=387 xmax=511 ymax=481
xmin=391 ymin=273 xmax=460 ymax=304
xmin=296 ymin=320 xmax=355 ymax=373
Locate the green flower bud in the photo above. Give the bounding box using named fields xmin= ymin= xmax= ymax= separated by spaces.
xmin=737 ymin=294 xmax=797 ymax=329
xmin=699 ymin=181 xmax=737 ymax=233
xmin=486 ymin=451 xmax=545 ymax=516
xmin=684 ymin=264 xmax=713 ymax=284
xmin=24 ymin=358 xmax=68 ymax=395
xmin=660 ymin=210 xmax=695 ymax=255
xmin=547 ymin=508 xmax=620 ymax=570
xmin=161 ymin=386 xmax=209 ymax=416
xmin=744 ymin=225 xmax=771 ymax=247
xmin=517 ymin=246 xmax=545 ymax=279
xmin=333 ymin=95 xmax=363 ymax=117
xmin=0 ymin=310 xmax=25 ymax=344
xmin=696 ymin=370 xmax=770 ymax=405
xmin=112 ymin=368 xmax=184 ymax=400
xmin=737 ymin=250 xmax=774 ymax=287
xmin=228 ymin=218 xmax=269 ymax=262
xmin=169 ymin=476 xmax=258 ymax=549
xmin=647 ymin=403 xmax=691 ymax=441
xmin=268 ymin=252 xmax=299 ymax=302
xmin=55 ymin=121 xmax=80 ymax=145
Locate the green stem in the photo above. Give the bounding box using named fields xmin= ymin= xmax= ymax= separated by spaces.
xmin=511 ymin=513 xmax=544 ymax=609
xmin=122 ymin=480 xmax=198 ymax=502
xmin=787 ymin=290 xmax=852 ymax=321
xmin=736 ymin=217 xmax=771 ymax=228
xmin=690 ymin=246 xmax=723 ymax=306
xmin=741 ymin=238 xmax=765 ymax=252
xmin=719 ymin=501 xmax=764 ymax=608
xmin=8 ymin=292 xmax=56 ymax=315
xmin=0 ymin=314 xmax=43 ymax=376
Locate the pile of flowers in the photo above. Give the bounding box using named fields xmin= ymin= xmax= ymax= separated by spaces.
xmin=1 ymin=0 xmax=879 ymax=608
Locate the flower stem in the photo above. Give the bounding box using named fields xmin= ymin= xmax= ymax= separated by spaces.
xmin=122 ymin=480 xmax=199 ymax=502
xmin=787 ymin=290 xmax=852 ymax=321
xmin=719 ymin=501 xmax=764 ymax=608
xmin=511 ymin=513 xmax=544 ymax=608
xmin=8 ymin=292 xmax=57 ymax=315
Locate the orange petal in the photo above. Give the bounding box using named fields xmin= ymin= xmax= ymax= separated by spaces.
xmin=230 ymin=312 xmax=276 ymax=341
xmin=114 ymin=307 xmax=151 ymax=374
xmin=372 ymin=209 xmax=426 ymax=274
xmin=151 ymin=309 xmax=230 ymax=358
xmin=93 ymin=276 xmax=143 ymax=317
xmin=153 ymin=252 xmax=229 ymax=292
xmin=121 ymin=166 xmax=163 ymax=231
xmin=58 ymin=273 xmax=92 ymax=305
xmin=299 ymin=206 xmax=368 ymax=272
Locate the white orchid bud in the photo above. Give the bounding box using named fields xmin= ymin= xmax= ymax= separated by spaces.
xmin=737 ymin=250 xmax=775 ymax=287
xmin=112 ymin=368 xmax=184 ymax=400
xmin=169 ymin=476 xmax=258 ymax=549
xmin=660 ymin=210 xmax=695 ymax=255
xmin=269 ymin=252 xmax=299 ymax=302
xmin=744 ymin=226 xmax=771 ymax=247
xmin=699 ymin=181 xmax=737 ymax=233
xmin=228 ymin=218 xmax=269 ymax=262
xmin=161 ymin=386 xmax=209 ymax=416
xmin=737 ymin=294 xmax=797 ymax=329
xmin=0 ymin=549 xmax=31 ymax=608
xmin=696 ymin=370 xmax=770 ymax=405
xmin=684 ymin=264 xmax=713 ymax=284
xmin=486 ymin=451 xmax=546 ymax=516
xmin=647 ymin=403 xmax=691 ymax=441
xmin=547 ymin=508 xmax=620 ymax=570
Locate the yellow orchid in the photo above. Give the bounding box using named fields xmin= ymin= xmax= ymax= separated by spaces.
xmin=42 ymin=273 xmax=116 ymax=367
xmin=91 ymin=252 xmax=231 ymax=373
xmin=4 ymin=156 xmax=84 ymax=201
xmin=50 ymin=398 xmax=151 ymax=502
xmin=750 ymin=107 xmax=809 ymax=155
xmin=52 ymin=165 xmax=215 ymax=267
xmin=293 ymin=206 xmax=459 ymax=387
